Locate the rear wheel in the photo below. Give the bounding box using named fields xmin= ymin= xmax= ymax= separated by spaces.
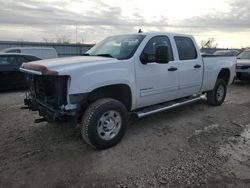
xmin=80 ymin=98 xmax=128 ymax=150
xmin=207 ymin=79 xmax=227 ymax=106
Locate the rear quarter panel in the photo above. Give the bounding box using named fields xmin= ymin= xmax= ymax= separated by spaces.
xmin=201 ymin=56 xmax=236 ymax=91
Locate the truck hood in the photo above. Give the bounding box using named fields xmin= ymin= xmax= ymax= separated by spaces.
xmin=20 ymin=56 xmax=117 ymax=75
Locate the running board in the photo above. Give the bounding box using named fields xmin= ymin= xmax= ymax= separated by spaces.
xmin=135 ymin=95 xmax=204 ymax=118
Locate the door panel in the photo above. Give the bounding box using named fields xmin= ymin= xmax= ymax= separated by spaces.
xmin=177 ymin=59 xmax=203 ymax=95
xmin=137 ymin=62 xmax=178 ymax=99
xmin=174 ymin=36 xmax=203 ymax=97
xmin=135 ymin=35 xmax=179 ymax=108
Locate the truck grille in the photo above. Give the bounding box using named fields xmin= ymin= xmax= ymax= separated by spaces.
xmin=236 ymin=65 xmax=250 ymax=70
xmin=31 ymin=75 xmax=69 ymax=109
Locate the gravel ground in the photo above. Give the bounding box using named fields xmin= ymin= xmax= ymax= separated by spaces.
xmin=0 ymin=81 xmax=250 ymax=188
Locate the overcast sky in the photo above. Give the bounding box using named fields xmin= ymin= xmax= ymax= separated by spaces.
xmin=0 ymin=0 xmax=249 ymax=48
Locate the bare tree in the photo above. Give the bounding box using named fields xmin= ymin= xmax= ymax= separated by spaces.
xmin=42 ymin=37 xmax=55 ymax=43
xmin=42 ymin=36 xmax=71 ymax=44
xmin=199 ymin=38 xmax=218 ymax=49
xmin=55 ymin=35 xmax=71 ymax=44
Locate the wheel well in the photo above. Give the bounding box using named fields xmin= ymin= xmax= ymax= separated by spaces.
xmin=218 ymin=68 xmax=230 ymax=85
xmin=87 ymin=84 xmax=132 ymax=111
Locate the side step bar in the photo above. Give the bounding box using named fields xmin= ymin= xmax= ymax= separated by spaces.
xmin=135 ymin=95 xmax=205 ymax=118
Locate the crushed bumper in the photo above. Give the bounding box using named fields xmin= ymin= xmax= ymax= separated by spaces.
xmin=24 ymin=97 xmax=77 ymax=121
xmin=23 ymin=74 xmax=75 ymax=121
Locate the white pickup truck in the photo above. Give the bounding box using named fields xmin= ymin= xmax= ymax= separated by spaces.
xmin=20 ymin=32 xmax=236 ymax=149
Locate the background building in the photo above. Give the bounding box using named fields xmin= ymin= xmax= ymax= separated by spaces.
xmin=0 ymin=41 xmax=94 ymax=57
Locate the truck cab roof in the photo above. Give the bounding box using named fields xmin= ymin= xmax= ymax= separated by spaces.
xmin=137 ymin=31 xmax=193 ymax=38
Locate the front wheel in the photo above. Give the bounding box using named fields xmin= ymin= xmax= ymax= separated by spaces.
xmin=80 ymin=98 xmax=128 ymax=150
xmin=206 ymin=79 xmax=227 ymax=106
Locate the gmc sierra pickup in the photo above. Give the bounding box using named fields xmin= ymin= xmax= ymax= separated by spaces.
xmin=20 ymin=32 xmax=236 ymax=149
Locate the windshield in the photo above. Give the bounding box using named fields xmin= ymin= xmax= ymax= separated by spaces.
xmin=86 ymin=34 xmax=145 ymax=60
xmin=237 ymin=51 xmax=250 ymax=59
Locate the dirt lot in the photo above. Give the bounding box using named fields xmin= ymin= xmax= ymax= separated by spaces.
xmin=0 ymin=81 xmax=250 ymax=188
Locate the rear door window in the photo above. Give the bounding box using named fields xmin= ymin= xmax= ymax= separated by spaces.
xmin=174 ymin=36 xmax=197 ymax=60
xmin=0 ymin=56 xmax=19 ymax=71
xmin=0 ymin=56 xmax=18 ymax=66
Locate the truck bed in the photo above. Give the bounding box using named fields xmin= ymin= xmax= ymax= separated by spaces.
xmin=201 ymin=55 xmax=236 ymax=92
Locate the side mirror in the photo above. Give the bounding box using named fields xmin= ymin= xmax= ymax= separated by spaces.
xmin=155 ymin=46 xmax=169 ymax=64
xmin=140 ymin=53 xmax=148 ymax=64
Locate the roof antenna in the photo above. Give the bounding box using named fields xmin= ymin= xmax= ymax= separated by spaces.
xmin=138 ymin=29 xmax=143 ymax=33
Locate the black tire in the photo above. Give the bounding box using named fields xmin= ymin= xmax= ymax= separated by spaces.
xmin=207 ymin=79 xmax=227 ymax=106
xmin=80 ymin=98 xmax=128 ymax=150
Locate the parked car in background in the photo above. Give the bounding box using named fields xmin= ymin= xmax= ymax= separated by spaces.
xmin=236 ymin=49 xmax=250 ymax=80
xmin=1 ymin=47 xmax=58 ymax=59
xmin=213 ymin=50 xmax=239 ymax=56
xmin=0 ymin=53 xmax=41 ymax=90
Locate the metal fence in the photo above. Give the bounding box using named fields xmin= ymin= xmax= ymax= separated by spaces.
xmin=0 ymin=41 xmax=94 ymax=57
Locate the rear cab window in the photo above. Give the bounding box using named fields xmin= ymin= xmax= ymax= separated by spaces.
xmin=174 ymin=36 xmax=197 ymax=60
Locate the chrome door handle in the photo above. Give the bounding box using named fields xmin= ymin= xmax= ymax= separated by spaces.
xmin=194 ymin=64 xmax=201 ymax=69
xmin=168 ymin=67 xmax=178 ymax=71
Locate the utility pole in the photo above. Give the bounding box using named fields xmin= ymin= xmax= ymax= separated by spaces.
xmin=75 ymin=24 xmax=78 ymax=44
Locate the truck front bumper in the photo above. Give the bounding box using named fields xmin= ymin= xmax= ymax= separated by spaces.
xmin=24 ymin=98 xmax=77 ymax=121
xmin=236 ymin=64 xmax=250 ymax=80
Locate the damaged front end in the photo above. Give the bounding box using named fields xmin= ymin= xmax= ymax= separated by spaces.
xmin=24 ymin=74 xmax=76 ymax=121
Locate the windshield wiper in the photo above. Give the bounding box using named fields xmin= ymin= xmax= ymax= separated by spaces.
xmin=96 ymin=54 xmax=114 ymax=58
xmin=82 ymin=53 xmax=90 ymax=56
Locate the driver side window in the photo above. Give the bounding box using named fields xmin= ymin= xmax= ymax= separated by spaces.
xmin=142 ymin=36 xmax=173 ymax=63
